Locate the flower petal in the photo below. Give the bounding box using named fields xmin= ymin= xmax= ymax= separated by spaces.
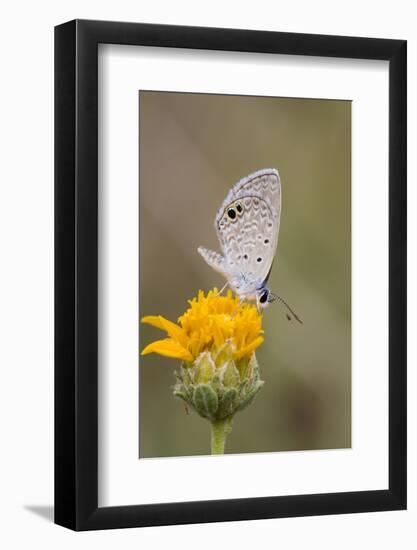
xmin=141 ymin=338 xmax=193 ymax=361
xmin=142 ymin=315 xmax=185 ymax=344
xmin=234 ymin=336 xmax=264 ymax=360
xmin=141 ymin=288 xmax=264 ymax=364
xmin=158 ymin=317 xmax=186 ymax=344
xmin=141 ymin=315 xmax=167 ymax=330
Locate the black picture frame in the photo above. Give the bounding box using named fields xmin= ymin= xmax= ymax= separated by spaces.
xmin=55 ymin=19 xmax=407 ymax=531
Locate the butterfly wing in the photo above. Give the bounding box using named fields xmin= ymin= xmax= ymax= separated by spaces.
xmin=215 ymin=169 xmax=281 ymax=284
xmin=197 ymin=246 xmax=229 ymax=278
xmin=216 ymin=195 xmax=279 ymax=285
xmin=216 ymin=168 xmax=281 ymax=229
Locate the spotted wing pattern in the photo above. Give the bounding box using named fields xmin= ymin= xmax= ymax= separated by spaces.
xmin=198 ymin=168 xmax=281 ymax=291
xmin=216 ymin=194 xmax=278 ymax=284
xmin=216 ymin=168 xmax=281 ymax=234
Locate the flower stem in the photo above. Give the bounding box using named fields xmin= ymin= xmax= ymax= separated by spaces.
xmin=210 ymin=416 xmax=233 ymax=455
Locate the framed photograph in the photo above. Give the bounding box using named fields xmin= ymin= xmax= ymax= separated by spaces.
xmin=55 ymin=19 xmax=406 ymax=530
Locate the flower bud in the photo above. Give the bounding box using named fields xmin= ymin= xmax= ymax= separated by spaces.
xmin=173 ymin=344 xmax=264 ymax=422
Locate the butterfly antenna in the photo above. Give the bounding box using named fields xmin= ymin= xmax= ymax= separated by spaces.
xmin=270 ymin=293 xmax=303 ymax=324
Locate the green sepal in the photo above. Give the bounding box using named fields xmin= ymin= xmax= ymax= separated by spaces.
xmin=181 ymin=366 xmax=193 ymax=386
xmin=193 ymin=384 xmax=219 ymax=419
xmin=173 ymin=350 xmax=264 ymax=422
xmin=236 ymin=380 xmax=264 ymax=411
xmin=218 ymin=388 xmax=238 ymax=418
xmin=211 ymin=371 xmax=223 ymax=394
xmin=194 ymin=352 xmax=215 ymax=384
xmin=173 ymin=390 xmax=188 ymax=402
xmin=214 ymin=342 xmax=234 ymax=368
xmin=241 ymin=353 xmax=258 ymax=379
xmin=222 ymin=361 xmax=240 ymax=387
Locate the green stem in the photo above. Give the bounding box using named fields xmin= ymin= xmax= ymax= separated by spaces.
xmin=210 ymin=416 xmax=233 ymax=455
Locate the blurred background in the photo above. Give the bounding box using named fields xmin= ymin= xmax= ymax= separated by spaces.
xmin=139 ymin=91 xmax=351 ymax=458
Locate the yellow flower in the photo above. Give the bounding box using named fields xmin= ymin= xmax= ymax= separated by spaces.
xmin=141 ymin=289 xmax=264 ymax=363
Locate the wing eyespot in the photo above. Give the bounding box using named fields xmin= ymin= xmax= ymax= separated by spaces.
xmin=227 ymin=208 xmax=236 ymax=220
xmin=264 ymin=239 xmax=269 ymax=244
xmin=257 ymin=257 xmax=262 ymax=263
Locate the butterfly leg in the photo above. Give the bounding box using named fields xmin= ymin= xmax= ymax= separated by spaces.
xmin=216 ymin=282 xmax=229 ymax=296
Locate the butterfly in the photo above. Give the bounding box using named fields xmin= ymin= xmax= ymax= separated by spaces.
xmin=198 ymin=168 xmax=301 ymax=322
